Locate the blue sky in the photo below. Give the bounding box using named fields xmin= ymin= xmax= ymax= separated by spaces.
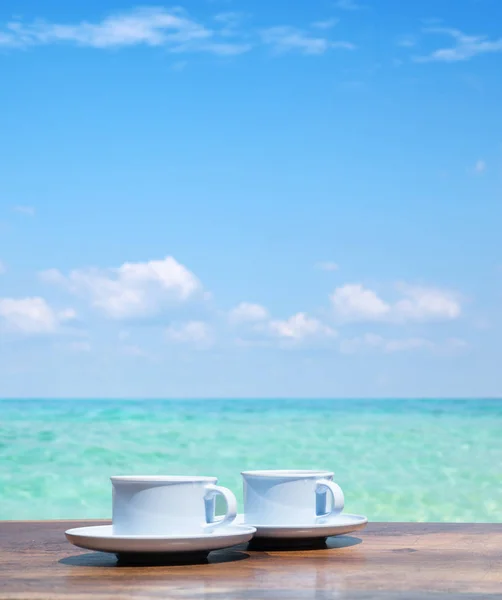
xmin=0 ymin=0 xmax=501 ymax=398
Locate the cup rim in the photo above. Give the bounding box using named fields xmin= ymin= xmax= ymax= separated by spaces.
xmin=110 ymin=476 xmax=217 ymax=484
xmin=241 ymin=469 xmax=333 ymax=479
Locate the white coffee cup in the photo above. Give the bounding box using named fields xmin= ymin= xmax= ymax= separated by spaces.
xmin=241 ymin=469 xmax=344 ymax=526
xmin=111 ymin=476 xmax=237 ymax=536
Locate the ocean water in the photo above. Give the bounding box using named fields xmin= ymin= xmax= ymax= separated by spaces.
xmin=0 ymin=399 xmax=501 ymax=522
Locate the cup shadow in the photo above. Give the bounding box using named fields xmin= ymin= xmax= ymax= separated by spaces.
xmin=59 ymin=548 xmax=250 ymax=568
xmin=247 ymin=534 xmax=362 ymax=552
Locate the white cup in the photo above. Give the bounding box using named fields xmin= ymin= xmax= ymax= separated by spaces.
xmin=111 ymin=476 xmax=237 ymax=536
xmin=241 ymin=469 xmax=344 ymax=526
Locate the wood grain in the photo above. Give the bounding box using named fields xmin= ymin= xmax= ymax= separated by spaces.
xmin=0 ymin=521 xmax=501 ymax=599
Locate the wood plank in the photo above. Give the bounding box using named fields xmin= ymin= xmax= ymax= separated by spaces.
xmin=0 ymin=521 xmax=501 ymax=599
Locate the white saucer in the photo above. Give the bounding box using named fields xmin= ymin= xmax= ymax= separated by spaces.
xmin=65 ymin=524 xmax=256 ymax=556
xmin=235 ymin=513 xmax=367 ymax=539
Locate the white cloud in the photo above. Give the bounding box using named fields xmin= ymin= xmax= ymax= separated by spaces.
xmin=214 ymin=11 xmax=242 ymax=24
xmin=165 ymin=321 xmax=213 ymax=346
xmin=58 ymin=308 xmax=78 ymax=321
xmin=316 ymin=261 xmax=339 ymax=272
xmin=0 ymin=297 xmax=76 ymax=334
xmin=415 ymin=28 xmax=502 ymax=62
xmin=311 ymin=19 xmax=339 ymax=30
xmin=0 ymin=7 xmax=365 ymax=58
xmin=213 ymin=11 xmax=246 ymax=36
xmin=0 ymin=260 xmax=6 ymax=274
xmin=474 ymin=159 xmax=486 ymax=174
xmin=260 ymin=26 xmax=354 ymax=55
xmin=0 ymin=7 xmax=251 ymax=55
xmin=13 ymin=205 xmax=35 ymax=217
xmin=394 ymin=284 xmax=461 ymax=321
xmin=40 ymin=255 xmax=202 ymax=319
xmin=334 ymin=0 xmax=365 ymax=10
xmin=331 ymin=284 xmax=391 ymax=321
xmin=331 ymin=283 xmax=461 ymax=323
xmin=269 ymin=312 xmax=336 ymax=340
xmin=229 ymin=302 xmax=269 ymax=323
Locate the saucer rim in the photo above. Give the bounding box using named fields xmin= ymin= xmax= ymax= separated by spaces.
xmin=110 ymin=475 xmax=217 ymax=484
xmin=65 ymin=523 xmax=256 ymax=541
xmin=65 ymin=523 xmax=256 ymax=555
xmin=241 ymin=469 xmax=333 ymax=479
xmin=235 ymin=513 xmax=368 ymax=530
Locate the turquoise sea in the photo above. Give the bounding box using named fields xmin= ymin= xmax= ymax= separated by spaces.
xmin=1 ymin=399 xmax=501 ymax=522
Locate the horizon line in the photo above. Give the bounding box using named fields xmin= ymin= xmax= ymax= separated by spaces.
xmin=0 ymin=397 xmax=500 ymax=401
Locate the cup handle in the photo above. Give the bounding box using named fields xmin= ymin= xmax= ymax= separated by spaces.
xmin=204 ymin=484 xmax=237 ymax=530
xmin=316 ymin=479 xmax=344 ymax=520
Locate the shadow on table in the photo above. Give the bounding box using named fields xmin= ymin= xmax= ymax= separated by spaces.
xmin=59 ymin=548 xmax=250 ymax=568
xmin=60 ymin=536 xmax=361 ymax=567
xmin=248 ymin=534 xmax=362 ymax=552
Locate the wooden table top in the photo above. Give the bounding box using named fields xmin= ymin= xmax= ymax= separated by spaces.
xmin=0 ymin=520 xmax=501 ymax=599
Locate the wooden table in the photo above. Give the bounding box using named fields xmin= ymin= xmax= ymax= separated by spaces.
xmin=0 ymin=521 xmax=501 ymax=599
